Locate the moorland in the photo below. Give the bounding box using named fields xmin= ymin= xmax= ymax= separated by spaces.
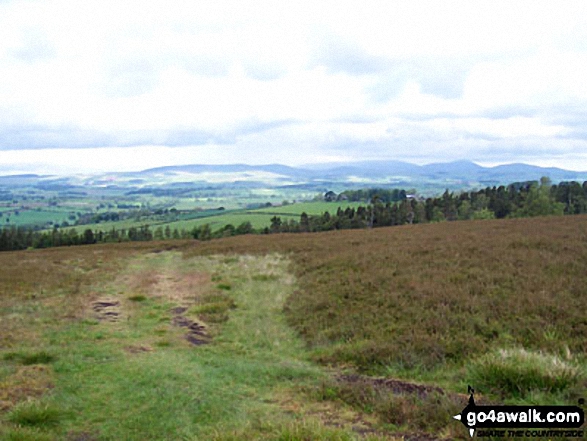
xmin=1 ymin=213 xmax=586 ymax=440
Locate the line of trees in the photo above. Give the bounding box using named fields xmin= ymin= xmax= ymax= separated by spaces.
xmin=1 ymin=178 xmax=585 ymax=252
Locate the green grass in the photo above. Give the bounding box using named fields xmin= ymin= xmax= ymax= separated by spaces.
xmin=58 ymin=201 xmax=364 ymax=235
xmin=468 ymin=347 xmax=584 ymax=398
xmin=185 ymin=215 xmax=587 ymax=409
xmin=1 ymin=250 xmax=373 ymax=440
xmin=253 ymin=201 xmax=364 ymax=216
xmin=5 ymin=215 xmax=587 ymax=439
xmin=1 ymin=209 xmax=72 ymax=228
xmin=7 ymin=402 xmax=62 ymax=428
xmin=3 ymin=351 xmax=56 ymax=366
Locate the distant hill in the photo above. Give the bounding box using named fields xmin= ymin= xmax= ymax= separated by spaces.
xmin=140 ymin=159 xmax=587 ymax=183
xmin=1 ymin=160 xmax=587 ymax=192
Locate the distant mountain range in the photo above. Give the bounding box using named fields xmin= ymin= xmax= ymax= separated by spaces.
xmin=137 ymin=160 xmax=587 ymax=184
xmin=2 ymin=160 xmax=587 ymax=193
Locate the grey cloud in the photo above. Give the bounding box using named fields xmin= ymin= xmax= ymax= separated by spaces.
xmin=313 ymin=38 xmax=390 ymax=75
xmin=242 ymin=61 xmax=286 ymax=81
xmin=180 ymin=55 xmax=231 ymax=77
xmin=0 ymin=119 xmax=299 ymax=150
xmin=367 ymin=57 xmax=473 ymax=102
xmin=541 ymin=104 xmax=587 ymax=128
xmin=555 ymin=130 xmax=587 ymax=142
xmin=479 ymin=106 xmax=541 ymax=120
xmin=11 ymin=30 xmax=55 ymax=63
xmin=0 ymin=124 xmax=116 ymax=149
xmin=103 ymin=58 xmax=161 ymax=98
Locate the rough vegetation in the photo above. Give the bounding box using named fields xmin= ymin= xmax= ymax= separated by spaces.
xmin=1 ymin=214 xmax=586 ymax=439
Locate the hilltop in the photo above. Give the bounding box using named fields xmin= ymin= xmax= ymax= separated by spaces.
xmin=1 ymin=215 xmax=586 ymax=439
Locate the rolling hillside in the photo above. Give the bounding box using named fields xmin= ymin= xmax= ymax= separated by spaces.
xmin=1 ymin=215 xmax=586 ymax=440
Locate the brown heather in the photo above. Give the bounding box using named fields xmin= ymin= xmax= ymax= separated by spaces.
xmin=185 ymin=215 xmax=587 ymax=371
xmin=1 ymin=215 xmax=586 ymax=396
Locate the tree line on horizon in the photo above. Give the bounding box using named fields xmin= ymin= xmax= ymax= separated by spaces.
xmin=1 ymin=177 xmax=585 ymax=252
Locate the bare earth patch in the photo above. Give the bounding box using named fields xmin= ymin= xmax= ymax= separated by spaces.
xmin=150 ymin=271 xmax=211 ymax=306
xmin=336 ymin=374 xmax=446 ymax=398
xmin=91 ymin=299 xmax=120 ymax=322
xmin=171 ymin=313 xmax=210 ymax=346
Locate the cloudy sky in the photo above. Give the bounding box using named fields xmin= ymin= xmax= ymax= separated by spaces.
xmin=1 ymin=0 xmax=587 ymax=174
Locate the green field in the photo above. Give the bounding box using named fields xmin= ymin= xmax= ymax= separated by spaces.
xmin=61 ymin=201 xmax=365 ymax=235
xmin=0 ymin=209 xmax=73 ymax=228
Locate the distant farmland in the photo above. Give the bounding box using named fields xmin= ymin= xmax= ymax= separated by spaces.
xmin=63 ymin=201 xmax=365 ymax=234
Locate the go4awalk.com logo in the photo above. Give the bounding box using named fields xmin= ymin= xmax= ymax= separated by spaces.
xmin=453 ymin=387 xmax=585 ymax=438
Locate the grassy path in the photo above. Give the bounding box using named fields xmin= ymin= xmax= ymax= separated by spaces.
xmin=1 ymin=251 xmax=385 ymax=440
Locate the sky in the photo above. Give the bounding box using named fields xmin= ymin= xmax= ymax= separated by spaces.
xmin=1 ymin=0 xmax=587 ymax=174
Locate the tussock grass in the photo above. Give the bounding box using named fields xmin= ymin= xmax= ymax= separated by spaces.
xmin=468 ymin=347 xmax=584 ymax=398
xmin=189 ymin=290 xmax=237 ymax=323
xmin=3 ymin=351 xmax=56 ymax=366
xmin=313 ymin=378 xmax=462 ymax=435
xmin=7 ymin=401 xmax=62 ymax=428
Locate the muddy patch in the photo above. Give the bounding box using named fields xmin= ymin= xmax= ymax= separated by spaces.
xmin=336 ymin=374 xmax=445 ymax=398
xmin=171 ymin=311 xmax=210 ymax=346
xmin=91 ymin=299 xmax=120 ymax=322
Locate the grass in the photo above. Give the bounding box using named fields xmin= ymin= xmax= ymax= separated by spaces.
xmin=185 ymin=215 xmax=587 ymax=410
xmin=59 ymin=200 xmax=364 ymax=235
xmin=0 ymin=248 xmax=374 ymax=440
xmin=7 ymin=402 xmax=62 ymax=428
xmin=3 ymin=215 xmax=587 ymax=439
xmin=468 ymin=347 xmax=584 ymax=398
xmin=3 ymin=352 xmax=55 ymax=366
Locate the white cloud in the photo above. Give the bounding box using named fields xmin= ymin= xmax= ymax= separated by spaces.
xmin=1 ymin=0 xmax=587 ymax=172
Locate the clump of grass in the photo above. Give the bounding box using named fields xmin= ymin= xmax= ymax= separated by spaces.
xmin=3 ymin=352 xmax=20 ymax=361
xmin=4 ymin=351 xmax=55 ymax=366
xmin=23 ymin=352 xmax=55 ymax=365
xmin=190 ymin=291 xmax=236 ymax=323
xmin=251 ymin=274 xmax=279 ymax=282
xmin=313 ymin=378 xmax=461 ymax=434
xmin=128 ymin=294 xmax=147 ymax=302
xmin=468 ymin=347 xmax=583 ymax=398
xmin=154 ymin=326 xmax=167 ymax=335
xmin=8 ymin=401 xmax=62 ymax=428
xmin=374 ymin=392 xmax=461 ymax=432
xmin=216 ymin=283 xmax=232 ymax=291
